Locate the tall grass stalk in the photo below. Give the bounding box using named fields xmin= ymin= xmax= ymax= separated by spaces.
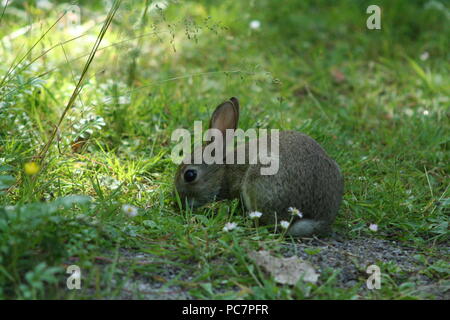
xmin=36 ymin=0 xmax=122 ymax=165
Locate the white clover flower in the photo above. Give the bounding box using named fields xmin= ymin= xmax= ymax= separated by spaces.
xmin=422 ymin=110 xmax=429 ymax=116
xmin=369 ymin=224 xmax=378 ymax=232
xmin=420 ymin=51 xmax=429 ymax=61
xmin=223 ymin=222 xmax=237 ymax=232
xmin=288 ymin=207 xmax=303 ymax=218
xmin=122 ymin=204 xmax=138 ymax=217
xmin=249 ymin=211 xmax=263 ymax=219
xmin=280 ymin=220 xmax=290 ymax=229
xmin=249 ymin=20 xmax=261 ymax=30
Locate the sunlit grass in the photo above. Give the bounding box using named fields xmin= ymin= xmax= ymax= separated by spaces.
xmin=0 ymin=0 xmax=448 ymax=299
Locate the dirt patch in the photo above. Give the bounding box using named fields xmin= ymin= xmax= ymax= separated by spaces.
xmin=111 ymin=250 xmax=194 ymax=300
xmin=85 ymin=237 xmax=448 ymax=299
xmin=281 ymin=236 xmax=449 ymax=299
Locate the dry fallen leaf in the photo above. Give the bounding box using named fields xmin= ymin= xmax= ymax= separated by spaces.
xmin=248 ymin=250 xmax=319 ymax=285
xmin=71 ymin=136 xmax=89 ymax=153
xmin=330 ymin=68 xmax=346 ymax=83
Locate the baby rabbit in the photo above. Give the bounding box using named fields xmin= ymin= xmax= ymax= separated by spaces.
xmin=174 ymin=97 xmax=344 ymax=237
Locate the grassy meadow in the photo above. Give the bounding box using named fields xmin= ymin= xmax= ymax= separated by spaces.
xmin=0 ymin=0 xmax=449 ymax=299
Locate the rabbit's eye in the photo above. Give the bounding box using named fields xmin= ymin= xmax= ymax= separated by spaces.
xmin=184 ymin=169 xmax=197 ymax=183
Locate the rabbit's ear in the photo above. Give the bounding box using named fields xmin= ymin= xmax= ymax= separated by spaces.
xmin=209 ymin=98 xmax=239 ymax=136
xmin=229 ymin=97 xmax=240 ymax=118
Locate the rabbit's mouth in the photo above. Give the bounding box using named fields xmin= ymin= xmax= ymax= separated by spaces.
xmin=173 ymin=189 xmax=200 ymax=210
xmin=181 ymin=196 xmax=212 ymax=210
xmin=173 ymin=190 xmax=220 ymax=211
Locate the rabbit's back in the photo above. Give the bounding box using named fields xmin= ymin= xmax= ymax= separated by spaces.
xmin=241 ymin=131 xmax=344 ymax=232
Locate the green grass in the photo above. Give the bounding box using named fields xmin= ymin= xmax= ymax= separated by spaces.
xmin=0 ymin=0 xmax=449 ymax=299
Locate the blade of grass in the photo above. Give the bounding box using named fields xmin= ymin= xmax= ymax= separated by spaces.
xmin=35 ymin=0 xmax=122 ymax=165
xmin=0 ymin=11 xmax=67 ymax=89
xmin=0 ymin=0 xmax=10 ymax=26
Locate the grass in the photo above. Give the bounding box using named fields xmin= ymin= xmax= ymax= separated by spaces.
xmin=0 ymin=0 xmax=449 ymax=299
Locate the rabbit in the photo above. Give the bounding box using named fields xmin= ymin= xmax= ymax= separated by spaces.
xmin=174 ymin=97 xmax=344 ymax=237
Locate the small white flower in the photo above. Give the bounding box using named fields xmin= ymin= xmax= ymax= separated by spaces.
xmin=150 ymin=1 xmax=168 ymax=11
xmin=369 ymin=224 xmax=378 ymax=232
xmin=420 ymin=51 xmax=429 ymax=61
xmin=122 ymin=204 xmax=138 ymax=217
xmin=249 ymin=211 xmax=263 ymax=219
xmin=422 ymin=110 xmax=429 ymax=116
xmin=249 ymin=20 xmax=261 ymax=30
xmin=223 ymin=222 xmax=237 ymax=232
xmin=36 ymin=0 xmax=53 ymax=10
xmin=118 ymin=96 xmax=131 ymax=105
xmin=288 ymin=207 xmax=303 ymax=218
xmin=280 ymin=220 xmax=290 ymax=229
xmin=404 ymin=108 xmax=414 ymax=117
